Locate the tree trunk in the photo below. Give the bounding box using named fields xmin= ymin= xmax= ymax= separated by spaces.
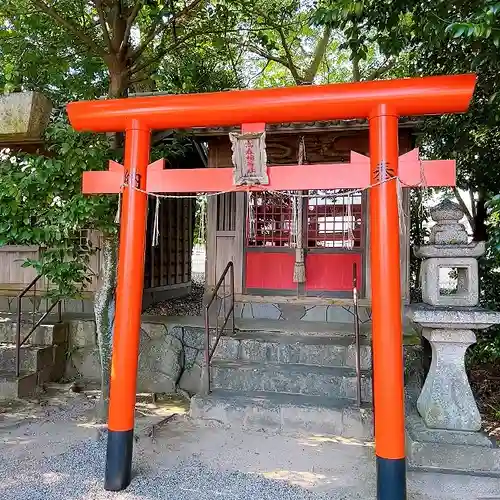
xmin=94 ymin=235 xmax=118 ymax=421
xmin=473 ymin=197 xmax=488 ymax=242
xmin=352 ymin=56 xmax=361 ymax=82
xmin=94 ymin=61 xmax=129 ymax=421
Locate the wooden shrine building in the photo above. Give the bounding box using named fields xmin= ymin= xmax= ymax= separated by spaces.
xmin=192 ymin=119 xmax=416 ymax=307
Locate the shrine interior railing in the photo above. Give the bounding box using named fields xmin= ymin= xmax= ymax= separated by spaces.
xmin=203 ymin=261 xmax=235 ymax=393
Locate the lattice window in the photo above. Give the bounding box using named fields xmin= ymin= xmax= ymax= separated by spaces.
xmin=246 ymin=190 xmax=363 ymax=249
xmin=246 ymin=192 xmax=293 ymax=247
xmin=307 ymin=190 xmax=362 ymax=248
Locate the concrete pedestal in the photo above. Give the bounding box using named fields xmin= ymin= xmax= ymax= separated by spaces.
xmin=417 ymin=328 xmax=480 ymax=431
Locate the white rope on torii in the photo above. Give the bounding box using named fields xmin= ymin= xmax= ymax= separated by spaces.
xmin=123 ymin=145 xmax=428 ymax=252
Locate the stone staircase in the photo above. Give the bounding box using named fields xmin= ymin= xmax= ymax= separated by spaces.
xmin=191 ymin=318 xmax=375 ymax=439
xmin=0 ymin=316 xmax=68 ymax=399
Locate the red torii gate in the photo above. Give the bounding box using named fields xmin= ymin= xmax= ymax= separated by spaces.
xmin=67 ymin=74 xmax=476 ymax=499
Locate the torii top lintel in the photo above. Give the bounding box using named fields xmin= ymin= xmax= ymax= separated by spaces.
xmin=67 ymin=74 xmax=476 ymax=133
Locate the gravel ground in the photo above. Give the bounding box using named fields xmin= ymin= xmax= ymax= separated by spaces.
xmin=145 ymin=272 xmax=205 ymax=317
xmin=1 ymin=388 xmax=500 ymax=500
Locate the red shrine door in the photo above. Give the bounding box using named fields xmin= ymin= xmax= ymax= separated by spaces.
xmin=244 ymin=189 xmax=364 ymax=296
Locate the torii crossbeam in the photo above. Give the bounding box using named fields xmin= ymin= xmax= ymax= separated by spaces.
xmin=82 ymin=148 xmax=454 ymax=194
xmin=67 ymin=74 xmax=476 ymax=500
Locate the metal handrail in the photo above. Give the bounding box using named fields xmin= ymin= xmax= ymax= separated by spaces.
xmin=353 ymin=262 xmax=362 ymax=407
xmin=203 ymin=261 xmax=235 ymax=394
xmin=16 ymin=275 xmax=62 ymax=377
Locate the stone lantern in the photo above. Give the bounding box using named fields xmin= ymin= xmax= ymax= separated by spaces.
xmin=407 ymin=199 xmax=500 ymax=432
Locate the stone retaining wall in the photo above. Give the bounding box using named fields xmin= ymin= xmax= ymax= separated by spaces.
xmin=66 ymin=318 xmax=205 ymax=396
xmin=66 ymin=316 xmax=423 ymax=399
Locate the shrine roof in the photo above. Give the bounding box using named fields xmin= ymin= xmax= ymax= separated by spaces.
xmin=183 ymin=116 xmax=422 ymax=137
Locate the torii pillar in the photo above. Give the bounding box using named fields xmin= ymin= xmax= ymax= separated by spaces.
xmin=67 ymin=74 xmax=476 ymax=499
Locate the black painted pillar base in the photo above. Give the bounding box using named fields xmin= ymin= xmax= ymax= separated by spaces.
xmin=104 ymin=429 xmax=134 ymax=491
xmin=376 ymin=456 xmax=406 ymax=500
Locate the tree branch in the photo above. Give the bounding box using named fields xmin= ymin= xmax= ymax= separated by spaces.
xmin=352 ymin=55 xmax=361 ymax=82
xmin=248 ymin=44 xmax=291 ymax=69
xmin=131 ymin=0 xmax=204 ymax=63
xmin=303 ymin=25 xmax=332 ymax=84
xmin=453 ymin=187 xmax=475 ymax=230
xmin=130 ymin=30 xmax=195 ymax=75
xmin=30 ymin=0 xmax=106 ymax=57
xmin=366 ymin=58 xmax=396 ymax=81
xmin=94 ymin=0 xmax=113 ymax=53
xmin=276 ymin=26 xmax=301 ymax=84
xmin=119 ymin=0 xmax=143 ymax=58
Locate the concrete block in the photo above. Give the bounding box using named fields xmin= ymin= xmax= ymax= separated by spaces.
xmin=178 ymin=360 xmax=203 ymax=396
xmin=213 ymin=337 xmax=240 ymax=360
xmin=50 ymin=323 xmax=69 ymax=345
xmin=212 ymin=361 xmax=372 ymax=401
xmin=233 ymin=302 xmax=243 ymax=318
xmin=137 ymin=334 xmax=182 ymax=393
xmin=342 ymin=407 xmax=374 ymax=440
xmin=417 ymin=328 xmax=480 ymax=431
xmin=279 ymin=342 xmax=344 ymax=367
xmin=243 ymin=403 xmax=282 ymax=431
xmin=0 ymin=322 xmax=66 ymax=345
xmin=428 ymin=199 xmax=469 ymax=245
xmin=406 ymin=411 xmax=494 ymax=448
xmin=326 ymin=305 xmax=354 ymax=323
xmin=68 ymin=320 xmax=96 ymax=348
xmin=406 ymin=304 xmax=500 ymax=330
xmin=181 ymin=326 xmax=204 ymax=350
xmin=415 ymin=241 xmax=485 ymax=259
xmin=0 ymin=345 xmax=53 ymax=373
xmin=213 ymin=334 xmax=373 ymax=370
xmin=51 ymin=343 xmax=67 ymax=381
xmin=421 ymin=257 xmax=478 ymax=307
xmin=277 ymin=304 xmax=306 ymax=321
xmin=241 ymin=303 xmax=253 ymax=319
xmin=302 ymin=305 xmax=327 ymax=322
xmin=37 ymin=364 xmax=53 ymax=386
xmin=407 ymin=435 xmax=500 ymax=474
xmin=241 ymin=338 xmax=278 ymax=362
xmin=0 ymin=297 xmax=11 ymax=313
xmin=190 ymin=392 xmax=373 ymax=439
xmin=345 ymin=344 xmax=372 ymax=370
xmin=141 ymin=322 xmax=168 ymax=341
xmin=404 ymin=344 xmax=424 ymax=403
xmin=0 ymin=372 xmax=38 ymax=400
xmin=430 ymin=222 xmax=468 ymax=245
xmin=281 ymin=403 xmax=343 ymax=435
xmin=62 ymin=299 xmax=83 ymax=313
xmin=82 ymin=300 xmax=94 ymax=313
xmin=69 ymin=347 xmax=101 ymax=383
xmin=249 ymin=303 xmax=281 ymax=320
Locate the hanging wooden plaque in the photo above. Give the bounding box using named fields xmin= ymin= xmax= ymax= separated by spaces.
xmin=229 ymin=130 xmax=269 ymax=186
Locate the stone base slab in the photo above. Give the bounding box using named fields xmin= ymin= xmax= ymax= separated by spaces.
xmin=191 ymin=390 xmax=374 ymax=440
xmin=406 ymin=411 xmax=500 ymax=475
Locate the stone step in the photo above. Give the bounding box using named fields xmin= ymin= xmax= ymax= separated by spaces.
xmin=191 ymin=390 xmax=373 ymax=439
xmin=211 ymin=360 xmax=373 ymax=401
xmin=234 ymin=319 xmax=372 ymax=338
xmin=0 ymin=344 xmax=54 ymax=373
xmin=0 ymin=319 xmax=67 ymax=346
xmin=234 ymin=301 xmax=372 ymax=324
xmin=0 ymin=371 xmax=38 ymax=400
xmin=213 ymin=331 xmax=372 ymax=369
